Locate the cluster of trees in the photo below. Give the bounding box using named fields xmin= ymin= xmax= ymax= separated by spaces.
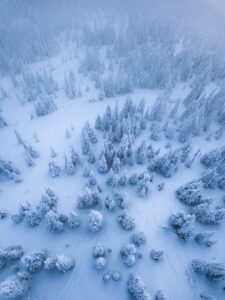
xmin=10 ymin=188 xmax=81 ymax=234
xmin=0 ymin=242 xmax=74 ymax=299
xmin=49 ymin=147 xmax=80 ymax=178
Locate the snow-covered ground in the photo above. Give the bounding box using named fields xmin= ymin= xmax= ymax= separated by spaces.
xmin=0 ymin=2 xmax=225 ymax=299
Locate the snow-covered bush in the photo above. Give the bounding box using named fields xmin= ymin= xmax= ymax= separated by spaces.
xmin=120 ymin=243 xmax=137 ymax=267
xmin=129 ymin=173 xmax=139 ymax=185
xmin=176 ymin=180 xmax=203 ymax=206
xmin=155 ymin=290 xmax=168 ymax=300
xmin=150 ymin=249 xmax=164 ymax=261
xmin=35 ymin=97 xmax=57 ymax=116
xmin=199 ymin=293 xmax=216 ymax=300
xmin=67 ymin=212 xmax=80 ymax=229
xmin=94 ymin=257 xmax=106 ymax=271
xmin=131 ymin=232 xmax=146 ymax=247
xmin=200 ymin=168 xmax=219 ymax=189
xmin=111 ymin=271 xmax=121 ymax=281
xmin=194 ymin=232 xmax=216 ymax=247
xmin=55 ymin=255 xmax=74 ymax=273
xmin=103 ymin=273 xmax=111 ymax=283
xmin=48 ymin=160 xmax=61 ymax=178
xmin=192 ymin=259 xmax=225 ymax=281
xmin=45 ymin=210 xmax=64 ymax=233
xmin=191 ymin=203 xmax=225 ymax=225
xmin=169 ymin=212 xmax=195 ymax=240
xmin=104 ymin=196 xmax=116 ymax=211
xmin=0 ymin=209 xmax=8 ymax=219
xmin=87 ymin=210 xmax=103 ymax=233
xmin=127 ymin=272 xmax=153 ymax=300
xmin=21 ymin=252 xmax=46 ymax=273
xmin=117 ymin=211 xmax=135 ymax=231
xmin=92 ymin=245 xmax=105 ymax=258
xmin=0 ymin=272 xmax=32 ymax=299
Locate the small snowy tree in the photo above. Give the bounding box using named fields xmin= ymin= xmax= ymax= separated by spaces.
xmin=137 ymin=179 xmax=149 ymax=198
xmin=150 ymin=249 xmax=164 ymax=261
xmin=87 ymin=210 xmax=103 ymax=233
xmin=194 ymin=231 xmax=216 ymax=247
xmin=104 ymin=196 xmax=116 ymax=211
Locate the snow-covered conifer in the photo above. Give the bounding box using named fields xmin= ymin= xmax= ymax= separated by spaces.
xmin=169 ymin=212 xmax=195 ymax=240
xmin=35 ymin=97 xmax=57 ymax=116
xmin=97 ymin=154 xmax=108 ymax=174
xmin=87 ymin=210 xmax=103 ymax=233
xmin=45 ymin=210 xmax=64 ymax=233
xmin=64 ymin=155 xmax=76 ymax=175
xmin=135 ymin=141 xmax=146 ymax=165
xmin=48 ymin=160 xmax=61 ymax=178
xmin=67 ymin=212 xmax=80 ymax=229
xmin=94 ymin=257 xmax=106 ymax=271
xmin=104 ymin=196 xmax=116 ymax=211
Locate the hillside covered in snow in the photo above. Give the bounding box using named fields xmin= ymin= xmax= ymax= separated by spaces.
xmin=0 ymin=1 xmax=225 ymax=299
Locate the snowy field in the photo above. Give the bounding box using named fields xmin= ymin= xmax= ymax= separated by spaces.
xmin=0 ymin=1 xmax=225 ymax=300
